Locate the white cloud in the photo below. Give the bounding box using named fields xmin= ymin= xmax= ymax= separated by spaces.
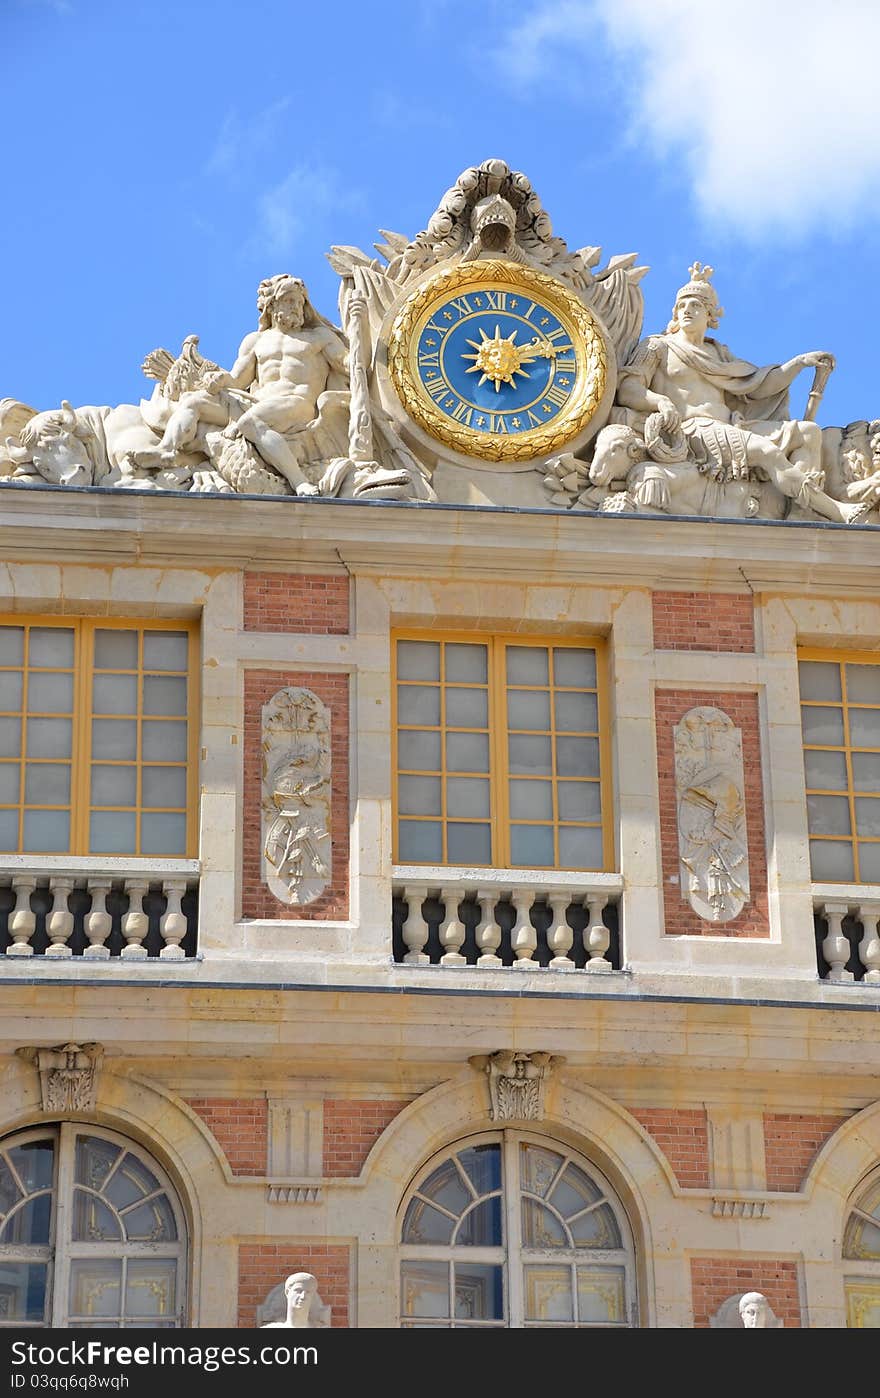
xmin=499 ymin=0 xmax=880 ymax=237
xmin=204 ymin=98 xmax=292 ymax=179
xmin=254 ymin=163 xmax=363 ymax=260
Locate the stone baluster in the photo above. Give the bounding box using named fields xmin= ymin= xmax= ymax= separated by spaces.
xmin=583 ymin=894 xmax=612 ymax=971
xmin=121 ymin=880 xmax=150 ymax=960
xmin=856 ymin=904 xmax=880 ymax=984
xmin=475 ymin=889 xmax=502 ymax=968
xmin=7 ymin=877 xmax=36 ymax=957
xmin=547 ymin=893 xmax=574 ymax=970
xmin=438 ymin=890 xmax=466 ymax=967
xmin=160 ymin=880 xmax=188 ymax=960
xmin=83 ymin=881 xmax=112 ymax=959
xmin=821 ymin=901 xmax=853 ymax=982
xmin=401 ymin=885 xmax=429 ymax=965
xmin=510 ymin=892 xmax=537 ymax=968
xmin=45 ymin=877 xmax=74 ymax=958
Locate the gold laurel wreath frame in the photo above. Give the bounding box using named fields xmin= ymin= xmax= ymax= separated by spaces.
xmin=387 ymin=259 xmax=608 ymax=463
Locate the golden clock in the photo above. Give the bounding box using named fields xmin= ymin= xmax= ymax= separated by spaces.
xmin=386 ymin=259 xmax=609 ymax=463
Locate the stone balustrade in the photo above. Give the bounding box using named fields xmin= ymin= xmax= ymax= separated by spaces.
xmin=392 ymin=866 xmax=623 ymax=971
xmin=813 ymin=889 xmax=880 ymax=983
xmin=0 ymin=858 xmax=200 ymax=960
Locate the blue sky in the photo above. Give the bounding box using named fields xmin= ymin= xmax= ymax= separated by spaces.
xmin=5 ymin=0 xmax=880 ymax=429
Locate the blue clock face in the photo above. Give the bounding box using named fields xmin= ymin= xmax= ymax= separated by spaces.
xmin=413 ymin=285 xmax=578 ymax=438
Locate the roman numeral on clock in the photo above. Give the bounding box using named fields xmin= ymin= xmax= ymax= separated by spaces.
xmin=424 ymin=377 xmax=450 ymax=401
xmin=418 ymin=350 xmax=440 ymax=369
xmin=484 ymin=290 xmax=507 ymax=311
xmin=543 ymin=384 xmax=570 ymax=408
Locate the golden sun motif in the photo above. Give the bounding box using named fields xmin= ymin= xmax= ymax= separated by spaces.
xmin=462 ymin=325 xmax=570 ymax=391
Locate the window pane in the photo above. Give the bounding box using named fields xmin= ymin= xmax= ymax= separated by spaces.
xmin=559 ymin=826 xmax=604 ymax=870
xmin=554 ymin=649 xmax=597 ymax=688
xmin=143 ymin=631 xmax=188 ymax=672
xmin=93 ymin=675 xmax=137 ymax=716
xmin=0 ymin=671 xmax=22 ymax=711
xmin=25 ymin=763 xmax=71 ymax=804
xmin=1 ymin=1194 xmax=51 ymax=1245
xmin=855 ymin=797 xmax=880 ymax=837
xmin=550 ymin=1165 xmax=602 ymax=1217
xmin=402 ymin=1198 xmax=454 ymax=1245
xmin=457 ymin=1144 xmax=501 ymax=1195
xmin=454 ymin=1263 xmax=504 ymax=1321
xmin=509 ymin=779 xmax=553 ymax=820
xmin=850 ymin=709 xmax=880 ymax=748
xmin=141 ymin=812 xmax=187 ymax=855
xmin=556 ymin=736 xmax=600 ymax=777
xmin=125 ymin=1259 xmax=177 ymax=1317
xmin=847 ymin=664 xmax=880 ymax=704
xmin=398 ymin=820 xmax=442 ymax=863
xmin=0 ymin=1262 xmax=47 ymax=1322
xmin=142 ymin=720 xmax=187 ymax=763
xmin=142 ymin=766 xmax=187 ymax=808
xmin=506 ymin=646 xmax=549 ymax=685
xmin=858 ymin=843 xmax=880 ymax=882
xmin=0 ymin=627 xmax=24 ymax=665
xmin=510 ymin=824 xmax=554 ymax=867
xmin=0 ymin=1155 xmax=22 ymax=1213
xmin=26 ymin=717 xmax=72 ymax=759
xmin=94 ymin=629 xmax=138 ymax=670
xmin=398 ymin=685 xmax=440 ymax=727
xmin=123 ymin=1197 xmax=177 ymax=1243
xmin=22 ymin=810 xmax=70 ymax=853
xmin=75 ymin=1136 xmax=122 ymax=1190
xmin=0 ymin=810 xmax=18 ymax=848
xmin=28 ymin=628 xmax=74 ymax=668
xmin=446 ymin=732 xmax=489 ymax=773
xmin=143 ymin=676 xmax=187 ymax=717
xmin=72 ymin=1191 xmax=122 ymax=1243
xmin=807 ymin=794 xmax=851 ymax=836
xmin=420 ymin=1159 xmax=471 ymax=1216
xmin=446 ymin=777 xmax=489 ymax=817
xmin=804 ymin=750 xmax=848 ymax=790
xmin=445 ymin=687 xmax=488 ymax=728
xmin=28 ymin=672 xmax=73 ymax=714
xmin=90 ymin=765 xmax=137 ymax=807
xmin=69 ymin=1260 xmax=122 ymax=1319
xmin=508 ymin=734 xmax=552 ymax=775
xmin=522 ymin=1198 xmax=567 ymax=1248
xmin=569 ymin=1203 xmax=621 ymax=1248
xmin=524 ymin=1265 xmax=573 ymax=1322
xmin=577 ymin=1266 xmax=626 ymax=1323
xmin=0 ymin=717 xmax=21 ymax=756
xmin=456 ymin=1196 xmax=502 ymax=1246
xmin=400 ymin=1261 xmax=449 ymax=1317
xmin=799 ymin=660 xmax=841 ymax=701
xmin=558 ymin=781 xmax=602 ymax=821
xmin=104 ymin=1155 xmax=159 ymax=1209
xmin=0 ymin=765 xmax=20 ymax=803
xmin=398 ymin=775 xmax=441 ymax=817
xmin=447 ymin=822 xmax=491 ymax=864
xmin=810 ymin=839 xmax=854 ymax=881
xmin=91 ymin=719 xmax=137 ymax=760
xmin=397 ymin=641 xmax=440 ymax=683
xmin=445 ymin=644 xmax=487 ymax=683
xmin=801 ymin=706 xmax=845 ymax=746
xmin=521 ymin=1144 xmax=564 ymax=1198
xmin=507 ymin=689 xmax=551 ymax=731
xmin=398 ymin=730 xmax=441 ymax=771
xmin=9 ymin=1141 xmax=54 ymax=1192
xmin=853 ymin=752 xmax=880 ymax=792
xmin=555 ymin=691 xmax=598 ymax=732
xmin=89 ymin=811 xmax=136 ymax=855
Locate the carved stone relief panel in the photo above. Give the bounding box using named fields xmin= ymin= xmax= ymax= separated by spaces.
xmin=674 ymin=706 xmax=750 ymax=923
xmin=17 ymin=1042 xmax=104 ymax=1112
xmin=468 ymin=1050 xmax=564 ymax=1121
xmin=261 ymin=687 xmax=332 ymax=907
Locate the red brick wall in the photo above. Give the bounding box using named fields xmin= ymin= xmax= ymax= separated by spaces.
xmin=655 ymin=689 xmax=769 ymax=937
xmin=763 ymin=1113 xmax=850 ymax=1191
xmin=323 ymin=1099 xmax=414 ymax=1177
xmin=652 ymin=591 xmax=754 ymax=652
xmin=629 ymin=1107 xmax=710 ymax=1187
xmin=690 ymin=1257 xmax=801 ymax=1327
xmin=238 ymin=1244 xmax=350 ymax=1328
xmin=243 ymin=572 xmax=349 ymax=634
xmin=186 ymin=1097 xmax=267 ymax=1176
xmin=243 ymin=670 xmax=349 ymax=919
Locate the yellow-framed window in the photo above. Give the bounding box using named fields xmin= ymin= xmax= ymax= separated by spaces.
xmin=393 ymin=632 xmax=612 ymax=871
xmin=0 ymin=617 xmax=199 ymax=858
xmin=799 ymin=649 xmax=880 ymax=883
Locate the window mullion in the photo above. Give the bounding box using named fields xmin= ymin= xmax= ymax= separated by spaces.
xmin=504 ymin=1132 xmax=524 ymax=1328
xmin=492 ymin=641 xmax=509 ymax=868
xmin=72 ymin=621 xmax=91 ymax=854
xmin=51 ymin=1123 xmax=77 ymax=1327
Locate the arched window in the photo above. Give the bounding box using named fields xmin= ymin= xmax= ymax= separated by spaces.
xmin=0 ymin=1124 xmax=186 ymax=1328
xmin=843 ymin=1172 xmax=880 ymax=1327
xmin=399 ymin=1132 xmax=637 ymax=1327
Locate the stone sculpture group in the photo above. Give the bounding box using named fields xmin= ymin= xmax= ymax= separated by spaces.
xmin=3 ymin=157 xmax=878 ymax=526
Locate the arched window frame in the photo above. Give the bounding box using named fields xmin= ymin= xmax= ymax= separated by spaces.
xmin=398 ymin=1129 xmax=638 ymax=1328
xmin=842 ymin=1165 xmax=880 ymax=1328
xmin=0 ymin=1123 xmax=187 ymax=1328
